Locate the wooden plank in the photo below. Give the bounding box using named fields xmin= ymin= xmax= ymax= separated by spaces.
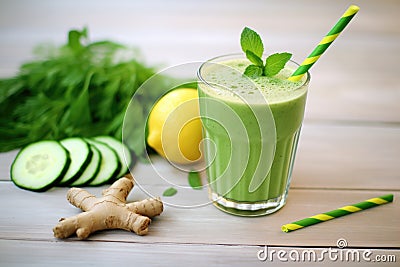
xmin=0 ymin=182 xmax=398 ymax=248
xmin=2 ymin=124 xmax=398 ymax=191
xmin=0 ymin=239 xmax=398 ymax=267
xmin=0 ymin=150 xmax=18 ymax=181
xmin=0 ymin=240 xmax=400 ymax=266
xmin=292 ymin=123 xmax=400 ymax=190
xmin=132 ymin=123 xmax=400 ymax=191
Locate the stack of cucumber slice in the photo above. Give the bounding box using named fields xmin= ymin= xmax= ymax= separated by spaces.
xmin=10 ymin=136 xmax=133 ymax=192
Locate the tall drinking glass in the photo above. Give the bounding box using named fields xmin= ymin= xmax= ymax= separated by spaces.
xmin=197 ymin=54 xmax=310 ymax=216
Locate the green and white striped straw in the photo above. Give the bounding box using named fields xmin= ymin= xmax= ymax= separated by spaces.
xmin=282 ymin=194 xmax=394 ymax=233
xmin=288 ymin=5 xmax=360 ymax=82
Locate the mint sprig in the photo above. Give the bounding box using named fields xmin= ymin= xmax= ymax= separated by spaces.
xmin=240 ymin=27 xmax=292 ymax=78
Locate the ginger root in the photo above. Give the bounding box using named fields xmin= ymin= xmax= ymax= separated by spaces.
xmin=53 ymin=174 xmax=163 ymax=239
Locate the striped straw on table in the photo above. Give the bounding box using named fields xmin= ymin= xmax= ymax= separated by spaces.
xmin=282 ymin=194 xmax=394 ymax=233
xmin=288 ymin=5 xmax=360 ymax=82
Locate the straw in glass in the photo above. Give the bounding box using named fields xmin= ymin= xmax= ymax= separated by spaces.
xmin=288 ymin=5 xmax=360 ymax=82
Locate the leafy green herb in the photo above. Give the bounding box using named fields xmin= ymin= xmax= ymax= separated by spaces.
xmin=0 ymin=27 xmax=168 ymax=161
xmin=68 ymin=28 xmax=87 ymax=51
xmin=163 ymin=187 xmax=177 ymax=197
xmin=240 ymin=27 xmax=264 ymax=58
xmin=264 ymin=52 xmax=292 ymax=77
xmin=240 ymin=27 xmax=292 ymax=78
xmin=243 ymin=65 xmax=263 ymax=78
xmin=245 ymin=50 xmax=264 ymax=67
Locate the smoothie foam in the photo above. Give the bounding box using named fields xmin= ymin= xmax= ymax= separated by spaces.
xmin=199 ymin=59 xmax=306 ymax=104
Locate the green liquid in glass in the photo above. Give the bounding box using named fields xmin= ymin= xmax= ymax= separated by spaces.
xmin=198 ymin=57 xmax=308 ymax=215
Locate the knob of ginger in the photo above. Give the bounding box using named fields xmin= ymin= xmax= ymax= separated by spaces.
xmin=53 ymin=174 xmax=163 ymax=239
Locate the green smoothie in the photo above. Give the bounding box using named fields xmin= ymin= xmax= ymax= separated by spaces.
xmin=197 ymin=55 xmax=309 ymax=215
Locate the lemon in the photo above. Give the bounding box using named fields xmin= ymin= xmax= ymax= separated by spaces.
xmin=147 ymin=88 xmax=202 ymax=164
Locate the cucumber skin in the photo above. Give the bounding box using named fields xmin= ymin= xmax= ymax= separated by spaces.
xmin=71 ymin=145 xmax=102 ymax=187
xmin=93 ymin=135 xmax=134 ymax=177
xmin=59 ymin=152 xmax=92 ymax=186
xmin=10 ymin=141 xmax=71 ymax=192
xmin=86 ymin=139 xmax=121 ymax=186
xmin=92 ymin=150 xmax=121 ymax=186
xmin=10 ymin=136 xmax=134 ymax=190
xmin=59 ymin=138 xmax=93 ymax=186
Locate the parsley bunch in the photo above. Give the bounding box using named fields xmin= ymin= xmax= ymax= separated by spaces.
xmin=0 ymin=28 xmax=163 ymax=159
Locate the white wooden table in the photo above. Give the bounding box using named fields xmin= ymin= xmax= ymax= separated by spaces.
xmin=1 ymin=0 xmax=399 ymax=266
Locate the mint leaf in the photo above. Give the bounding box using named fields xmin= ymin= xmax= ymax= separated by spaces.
xmin=163 ymin=187 xmax=177 ymax=197
xmin=240 ymin=27 xmax=264 ymax=58
xmin=188 ymin=171 xmax=202 ymax=190
xmin=244 ymin=65 xmax=263 ymax=78
xmin=264 ymin=52 xmax=292 ymax=77
xmin=245 ymin=50 xmax=263 ymax=67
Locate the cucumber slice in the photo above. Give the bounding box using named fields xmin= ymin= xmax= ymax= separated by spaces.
xmin=70 ymin=144 xmax=101 ymax=187
xmin=86 ymin=139 xmax=121 ymax=186
xmin=93 ymin=136 xmax=133 ymax=178
xmin=10 ymin=140 xmax=70 ymax=192
xmin=59 ymin=137 xmax=92 ymax=186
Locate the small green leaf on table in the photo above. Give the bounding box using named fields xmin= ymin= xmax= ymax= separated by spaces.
xmin=163 ymin=187 xmax=177 ymax=197
xmin=188 ymin=171 xmax=202 ymax=190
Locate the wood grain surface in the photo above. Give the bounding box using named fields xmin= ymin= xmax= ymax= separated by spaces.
xmin=0 ymin=0 xmax=399 ymax=266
